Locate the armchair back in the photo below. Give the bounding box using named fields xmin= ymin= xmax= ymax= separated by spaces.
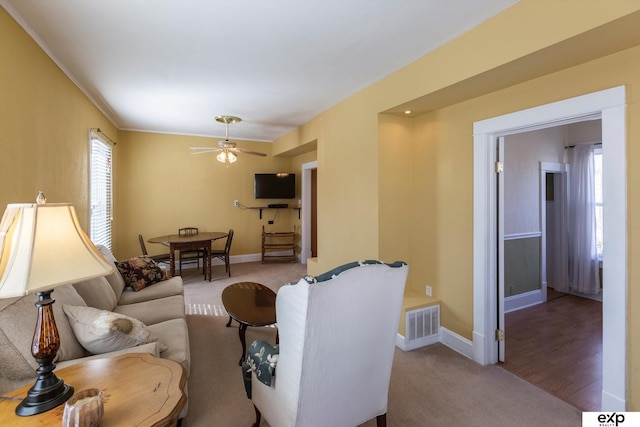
xmin=251 ymin=260 xmax=408 ymax=427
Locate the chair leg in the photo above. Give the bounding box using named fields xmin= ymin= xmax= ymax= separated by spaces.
xmin=203 ymin=249 xmax=208 ymax=276
xmin=252 ymin=404 xmax=262 ymax=427
xmin=376 ymin=413 xmax=387 ymax=427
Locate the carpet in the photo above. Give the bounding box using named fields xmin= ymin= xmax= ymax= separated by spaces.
xmin=179 ymin=263 xmax=582 ymax=427
xmin=186 ymin=303 xmax=228 ymax=316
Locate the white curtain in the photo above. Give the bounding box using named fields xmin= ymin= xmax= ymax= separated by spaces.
xmin=568 ymin=145 xmax=600 ymax=294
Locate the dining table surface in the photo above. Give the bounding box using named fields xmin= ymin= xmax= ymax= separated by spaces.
xmin=148 ymin=231 xmax=228 ymax=280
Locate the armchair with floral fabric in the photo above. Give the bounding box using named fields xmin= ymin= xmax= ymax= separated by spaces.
xmin=242 ymin=260 xmax=408 ymax=427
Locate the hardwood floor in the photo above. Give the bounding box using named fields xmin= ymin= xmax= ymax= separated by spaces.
xmin=500 ymin=290 xmax=602 ymax=411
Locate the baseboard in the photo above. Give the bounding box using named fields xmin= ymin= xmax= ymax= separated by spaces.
xmin=504 ymin=289 xmax=544 ymax=313
xmin=230 ymin=253 xmax=262 ymax=264
xmin=178 ymin=253 xmax=262 ymax=270
xmin=601 ymin=389 xmax=626 ymax=411
xmin=395 ymin=332 xmax=440 ymax=351
xmin=177 ymin=252 xmax=304 ymax=270
xmin=396 ymin=327 xmax=473 ymax=359
xmin=440 ymin=327 xmax=473 ymax=359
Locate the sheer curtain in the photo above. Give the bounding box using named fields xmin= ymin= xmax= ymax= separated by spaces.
xmin=568 ymin=144 xmax=600 ymax=294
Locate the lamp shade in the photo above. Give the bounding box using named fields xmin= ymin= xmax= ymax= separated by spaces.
xmin=0 ymin=203 xmax=114 ymax=298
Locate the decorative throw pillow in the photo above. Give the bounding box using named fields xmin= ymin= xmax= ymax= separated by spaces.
xmin=114 ymin=256 xmax=167 ymax=291
xmin=62 ymin=305 xmax=167 ymax=354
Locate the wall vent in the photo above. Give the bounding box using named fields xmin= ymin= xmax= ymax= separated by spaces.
xmin=403 ymin=305 xmax=440 ymax=351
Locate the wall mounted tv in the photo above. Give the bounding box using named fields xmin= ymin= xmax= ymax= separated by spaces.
xmin=254 ymin=173 xmax=296 ymax=199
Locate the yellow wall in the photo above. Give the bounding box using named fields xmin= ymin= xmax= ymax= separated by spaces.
xmin=114 ymin=131 xmax=299 ymax=259
xmin=271 ymin=0 xmax=640 ymax=408
xmin=0 ymin=6 xmax=118 ymax=230
xmin=4 ymin=0 xmax=640 ymax=409
xmin=408 ymin=44 xmax=640 ymax=343
xmin=274 ymin=0 xmax=640 ymax=275
xmin=378 ymin=114 xmax=413 ymax=266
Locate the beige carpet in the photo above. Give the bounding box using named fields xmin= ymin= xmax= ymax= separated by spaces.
xmin=179 ymin=262 xmax=582 ymax=427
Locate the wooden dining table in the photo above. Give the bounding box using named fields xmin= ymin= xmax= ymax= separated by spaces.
xmin=148 ymin=231 xmax=228 ymax=281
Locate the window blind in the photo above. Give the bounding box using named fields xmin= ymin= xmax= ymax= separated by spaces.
xmin=89 ymin=134 xmax=113 ymax=251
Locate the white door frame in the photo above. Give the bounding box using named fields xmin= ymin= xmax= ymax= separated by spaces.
xmin=472 ymin=86 xmax=627 ymax=410
xmin=539 ymin=161 xmax=569 ymax=299
xmin=497 ymin=137 xmax=505 ymax=361
xmin=300 ymin=160 xmax=317 ymax=263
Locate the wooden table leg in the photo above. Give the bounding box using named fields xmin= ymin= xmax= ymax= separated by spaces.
xmin=169 ymin=244 xmax=176 ymax=277
xmin=206 ymin=242 xmax=212 ymax=281
xmin=238 ymin=323 xmax=248 ymax=365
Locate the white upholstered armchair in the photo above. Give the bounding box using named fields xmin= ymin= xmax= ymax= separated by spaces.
xmin=242 ymin=260 xmax=408 ymax=427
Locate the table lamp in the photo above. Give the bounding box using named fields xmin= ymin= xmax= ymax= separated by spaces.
xmin=0 ymin=196 xmax=115 ymax=416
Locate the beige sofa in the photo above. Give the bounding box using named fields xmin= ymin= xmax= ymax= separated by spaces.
xmin=0 ymin=245 xmax=190 ymax=415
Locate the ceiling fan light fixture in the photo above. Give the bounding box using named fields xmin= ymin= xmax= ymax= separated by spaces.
xmin=190 ymin=114 xmax=266 ymax=163
xmin=217 ymin=150 xmax=237 ymax=164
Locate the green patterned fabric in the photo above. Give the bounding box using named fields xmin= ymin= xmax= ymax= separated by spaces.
xmin=302 ymin=260 xmax=406 ymax=284
xmin=242 ymin=340 xmax=279 ymax=399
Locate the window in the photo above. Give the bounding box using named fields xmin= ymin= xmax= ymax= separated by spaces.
xmin=89 ymin=134 xmax=113 ymax=251
xmin=594 ymin=147 xmax=603 ymax=258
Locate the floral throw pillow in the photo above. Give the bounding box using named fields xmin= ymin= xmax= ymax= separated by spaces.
xmin=114 ymin=256 xmax=167 ymax=292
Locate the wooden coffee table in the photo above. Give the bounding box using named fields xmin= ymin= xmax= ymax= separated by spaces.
xmin=222 ymin=282 xmax=277 ymax=365
xmin=0 ymin=353 xmax=186 ymax=427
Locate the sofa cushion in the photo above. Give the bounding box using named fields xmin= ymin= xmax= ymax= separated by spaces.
xmin=72 ymin=276 xmax=118 ymax=312
xmin=115 ymin=256 xmax=168 ymax=292
xmin=55 ymin=342 xmax=160 ymax=371
xmin=114 ymin=295 xmax=185 ymax=326
xmin=117 ymin=276 xmax=184 ymax=305
xmin=147 ymin=318 xmax=191 ymax=376
xmin=96 ymin=245 xmax=126 ymax=301
xmin=0 ymin=285 xmax=87 ymax=380
xmin=63 ymin=305 xmax=166 ymax=355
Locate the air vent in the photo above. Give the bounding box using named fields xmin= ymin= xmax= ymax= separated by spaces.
xmin=404 ymin=305 xmax=440 ymax=351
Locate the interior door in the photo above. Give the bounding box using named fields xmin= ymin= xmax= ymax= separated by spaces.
xmin=311 ymin=168 xmax=317 ymax=257
xmin=497 ymin=137 xmax=506 ymax=362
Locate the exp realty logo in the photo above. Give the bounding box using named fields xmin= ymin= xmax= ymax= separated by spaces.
xmin=582 ymin=412 xmax=638 ymax=427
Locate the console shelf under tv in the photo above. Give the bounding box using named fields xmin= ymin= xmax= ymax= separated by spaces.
xmin=247 ymin=206 xmax=301 ymax=219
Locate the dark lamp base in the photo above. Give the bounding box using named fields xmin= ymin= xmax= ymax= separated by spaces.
xmin=15 ymin=289 xmax=74 ymax=416
xmin=15 ymin=380 xmax=73 ymax=416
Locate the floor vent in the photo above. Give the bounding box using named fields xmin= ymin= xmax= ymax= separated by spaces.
xmin=404 ymin=305 xmax=440 ymax=351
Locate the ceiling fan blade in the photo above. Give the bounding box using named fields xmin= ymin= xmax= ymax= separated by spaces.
xmin=190 ymin=147 xmax=222 ymax=154
xmin=232 ymin=147 xmax=267 ymax=157
xmin=190 ymin=116 xmax=266 ymax=161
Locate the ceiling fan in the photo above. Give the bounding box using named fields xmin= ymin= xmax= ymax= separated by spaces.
xmin=190 ymin=115 xmax=267 ymax=164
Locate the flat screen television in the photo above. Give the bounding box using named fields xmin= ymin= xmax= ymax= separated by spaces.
xmin=254 ymin=173 xmax=296 ymax=199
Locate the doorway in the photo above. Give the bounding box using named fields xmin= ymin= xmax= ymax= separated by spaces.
xmin=542 ymin=166 xmax=569 ymax=297
xmin=301 ymin=160 xmax=318 ymax=263
xmin=472 ymin=86 xmax=627 ymax=410
xmin=500 ymin=128 xmax=602 ymax=410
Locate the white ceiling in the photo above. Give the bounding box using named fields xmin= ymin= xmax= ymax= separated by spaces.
xmin=2 ymin=0 xmax=518 ymax=142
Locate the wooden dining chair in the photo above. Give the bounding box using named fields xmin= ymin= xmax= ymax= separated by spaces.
xmin=138 ymin=234 xmax=171 ymax=265
xmin=178 ymin=227 xmax=205 ymax=275
xmin=209 ymin=229 xmax=234 ymax=278
xmin=178 ymin=227 xmax=199 ymax=237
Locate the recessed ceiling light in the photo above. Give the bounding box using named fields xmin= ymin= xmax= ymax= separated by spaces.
xmin=404 ymin=110 xmax=412 ymax=115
